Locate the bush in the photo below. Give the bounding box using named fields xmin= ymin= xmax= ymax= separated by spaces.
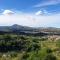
xmin=45 ymin=54 xmax=57 ymax=60
xmin=46 ymin=48 xmax=52 ymax=53
xmin=22 ymin=53 xmax=29 ymax=59
xmin=27 ymin=43 xmax=41 ymax=52
xmin=10 ymin=52 xmax=17 ymax=57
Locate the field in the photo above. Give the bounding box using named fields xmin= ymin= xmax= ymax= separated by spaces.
xmin=0 ymin=34 xmax=60 ymax=60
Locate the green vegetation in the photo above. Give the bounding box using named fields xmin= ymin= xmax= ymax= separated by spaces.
xmin=0 ymin=34 xmax=60 ymax=60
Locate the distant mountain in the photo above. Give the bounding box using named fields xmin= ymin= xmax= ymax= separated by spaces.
xmin=0 ymin=24 xmax=60 ymax=35
xmin=0 ymin=24 xmax=35 ymax=32
xmin=11 ymin=24 xmax=36 ymax=31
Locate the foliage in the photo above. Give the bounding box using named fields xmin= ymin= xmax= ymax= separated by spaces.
xmin=44 ymin=54 xmax=57 ymax=60
xmin=0 ymin=34 xmax=59 ymax=60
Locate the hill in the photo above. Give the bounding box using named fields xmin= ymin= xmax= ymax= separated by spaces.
xmin=0 ymin=24 xmax=60 ymax=35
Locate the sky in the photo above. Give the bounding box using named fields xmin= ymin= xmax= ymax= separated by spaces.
xmin=0 ymin=0 xmax=60 ymax=27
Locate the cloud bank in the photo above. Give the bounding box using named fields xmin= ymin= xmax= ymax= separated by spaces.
xmin=0 ymin=9 xmax=60 ymax=27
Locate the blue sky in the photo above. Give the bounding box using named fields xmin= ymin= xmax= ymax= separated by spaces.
xmin=0 ymin=0 xmax=42 ymax=11
xmin=0 ymin=0 xmax=60 ymax=13
xmin=0 ymin=0 xmax=60 ymax=27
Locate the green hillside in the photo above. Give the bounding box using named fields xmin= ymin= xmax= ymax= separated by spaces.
xmin=0 ymin=34 xmax=59 ymax=60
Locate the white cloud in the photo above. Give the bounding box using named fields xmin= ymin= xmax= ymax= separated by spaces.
xmin=0 ymin=9 xmax=60 ymax=27
xmin=35 ymin=10 xmax=48 ymax=15
xmin=2 ymin=10 xmax=14 ymax=15
xmin=35 ymin=11 xmax=43 ymax=15
xmin=34 ymin=0 xmax=60 ymax=7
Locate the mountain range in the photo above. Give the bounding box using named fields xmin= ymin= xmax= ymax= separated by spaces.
xmin=0 ymin=24 xmax=60 ymax=36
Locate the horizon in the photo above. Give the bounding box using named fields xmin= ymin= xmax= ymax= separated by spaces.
xmin=0 ymin=0 xmax=60 ymax=27
xmin=0 ymin=24 xmax=60 ymax=29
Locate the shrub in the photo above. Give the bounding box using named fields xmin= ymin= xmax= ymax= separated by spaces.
xmin=44 ymin=54 xmax=57 ymax=60
xmin=46 ymin=48 xmax=52 ymax=53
